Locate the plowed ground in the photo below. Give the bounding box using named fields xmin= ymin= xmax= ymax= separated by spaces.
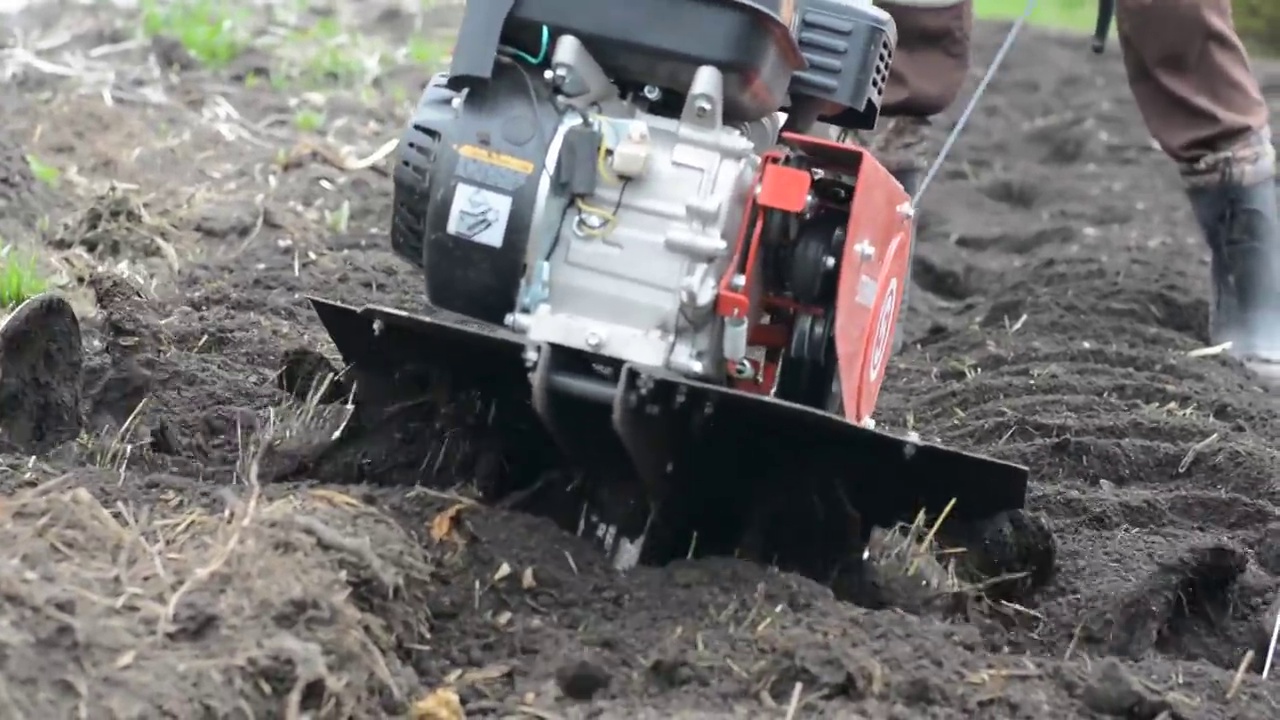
xmin=2 ymin=5 xmax=1280 ymax=718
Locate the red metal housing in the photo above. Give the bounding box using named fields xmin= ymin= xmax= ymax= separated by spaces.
xmin=715 ymin=131 xmax=913 ymax=425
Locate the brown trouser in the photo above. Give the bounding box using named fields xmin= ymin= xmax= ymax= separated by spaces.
xmin=876 ymin=0 xmax=1274 ymax=185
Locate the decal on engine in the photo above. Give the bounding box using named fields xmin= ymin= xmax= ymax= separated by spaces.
xmin=457 ymin=144 xmax=535 ymax=175
xmin=453 ymin=144 xmax=534 ymax=191
xmin=446 ymin=183 xmax=512 ymax=248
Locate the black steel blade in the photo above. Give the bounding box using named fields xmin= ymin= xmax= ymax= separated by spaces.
xmin=612 ymin=365 xmax=1029 ymax=583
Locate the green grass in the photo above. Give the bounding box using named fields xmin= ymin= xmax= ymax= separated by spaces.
xmin=974 ymin=1 xmax=1278 ymax=55
xmin=1235 ymin=0 xmax=1280 ymax=54
xmin=25 ymin=155 xmax=60 ymax=188
xmin=0 ymin=246 xmax=47 ymax=309
xmin=973 ymin=0 xmax=1097 ymax=32
xmin=293 ymin=108 xmax=326 ymax=132
xmin=139 ymin=0 xmax=251 ymax=68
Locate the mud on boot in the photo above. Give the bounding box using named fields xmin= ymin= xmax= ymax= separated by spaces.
xmin=1187 ymin=175 xmax=1280 ymax=382
xmin=0 ymin=293 xmax=84 ymax=455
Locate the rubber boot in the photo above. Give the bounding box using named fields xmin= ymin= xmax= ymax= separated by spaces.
xmin=889 ymin=164 xmax=922 ymax=353
xmin=1186 ymin=176 xmax=1280 ymax=383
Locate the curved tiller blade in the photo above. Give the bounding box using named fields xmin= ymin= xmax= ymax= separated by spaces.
xmin=307 ymin=297 xmax=558 ymax=491
xmin=605 ymin=365 xmax=1031 ymax=587
xmin=307 ymin=298 xmax=669 ymax=569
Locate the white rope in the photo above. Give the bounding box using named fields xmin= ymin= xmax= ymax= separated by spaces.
xmin=1263 ymin=593 xmax=1280 ymax=678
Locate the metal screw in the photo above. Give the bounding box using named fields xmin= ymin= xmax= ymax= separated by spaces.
xmin=693 ymin=97 xmax=713 ymax=117
xmin=585 ymin=331 xmax=603 ymax=348
xmin=897 ymin=201 xmax=915 ymax=219
xmin=822 ymin=255 xmax=836 ymax=270
xmin=854 ymin=240 xmax=875 ymax=261
xmin=642 ymin=85 xmax=662 ymax=101
xmin=729 ymin=273 xmax=746 ymax=290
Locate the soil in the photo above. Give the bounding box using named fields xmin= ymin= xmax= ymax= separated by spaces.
xmin=2 ymin=3 xmax=1280 ymax=717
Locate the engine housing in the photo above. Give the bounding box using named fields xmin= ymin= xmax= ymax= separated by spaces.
xmin=506 ymin=69 xmax=776 ymax=377
xmin=391 ymin=3 xmax=897 ymax=382
xmin=391 ymin=68 xmax=562 ymax=324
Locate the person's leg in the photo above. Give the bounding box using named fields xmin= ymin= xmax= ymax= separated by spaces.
xmin=840 ymin=0 xmax=973 ymax=349
xmin=867 ymin=0 xmax=973 ymax=171
xmin=880 ymin=0 xmax=973 ymax=118
xmin=1116 ymin=0 xmax=1280 ymax=373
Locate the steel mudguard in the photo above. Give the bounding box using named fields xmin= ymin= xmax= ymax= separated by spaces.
xmin=310 ymin=297 xmax=1030 ymax=581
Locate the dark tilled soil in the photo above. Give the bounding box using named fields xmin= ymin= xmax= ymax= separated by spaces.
xmin=2 ymin=6 xmax=1280 ymax=718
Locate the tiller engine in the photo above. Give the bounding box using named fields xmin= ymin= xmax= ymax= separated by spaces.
xmin=310 ymin=0 xmax=1054 ymax=596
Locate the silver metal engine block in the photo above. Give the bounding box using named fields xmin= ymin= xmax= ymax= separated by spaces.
xmin=504 ymin=36 xmax=782 ymax=380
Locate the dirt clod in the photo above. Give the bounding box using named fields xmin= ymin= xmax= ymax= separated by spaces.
xmin=0 ymin=293 xmax=83 ymax=454
xmin=1082 ymin=544 xmax=1249 ymax=660
xmin=1255 ymin=522 xmax=1280 ymax=575
xmin=1076 ymin=659 xmax=1191 ymax=719
xmin=555 ymin=659 xmax=611 ymax=700
xmin=278 ymin=346 xmax=352 ymax=403
xmin=0 ymin=484 xmax=431 ymax=718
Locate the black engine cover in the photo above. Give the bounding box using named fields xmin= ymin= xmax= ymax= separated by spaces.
xmin=450 ymin=0 xmax=894 ymax=130
xmin=391 ymin=63 xmax=560 ymax=325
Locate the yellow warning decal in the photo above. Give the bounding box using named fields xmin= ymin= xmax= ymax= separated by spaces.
xmin=456 ymin=144 xmax=534 ymax=175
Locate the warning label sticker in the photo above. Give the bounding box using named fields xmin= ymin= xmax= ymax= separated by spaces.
xmin=456 ymin=144 xmax=534 ymax=175
xmin=446 ymin=182 xmax=512 ymax=248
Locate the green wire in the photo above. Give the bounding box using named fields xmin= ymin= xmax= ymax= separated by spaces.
xmin=509 ymin=25 xmax=549 ymax=65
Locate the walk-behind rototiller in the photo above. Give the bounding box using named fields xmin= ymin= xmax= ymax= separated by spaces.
xmin=309 ymin=0 xmax=1056 ymax=598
